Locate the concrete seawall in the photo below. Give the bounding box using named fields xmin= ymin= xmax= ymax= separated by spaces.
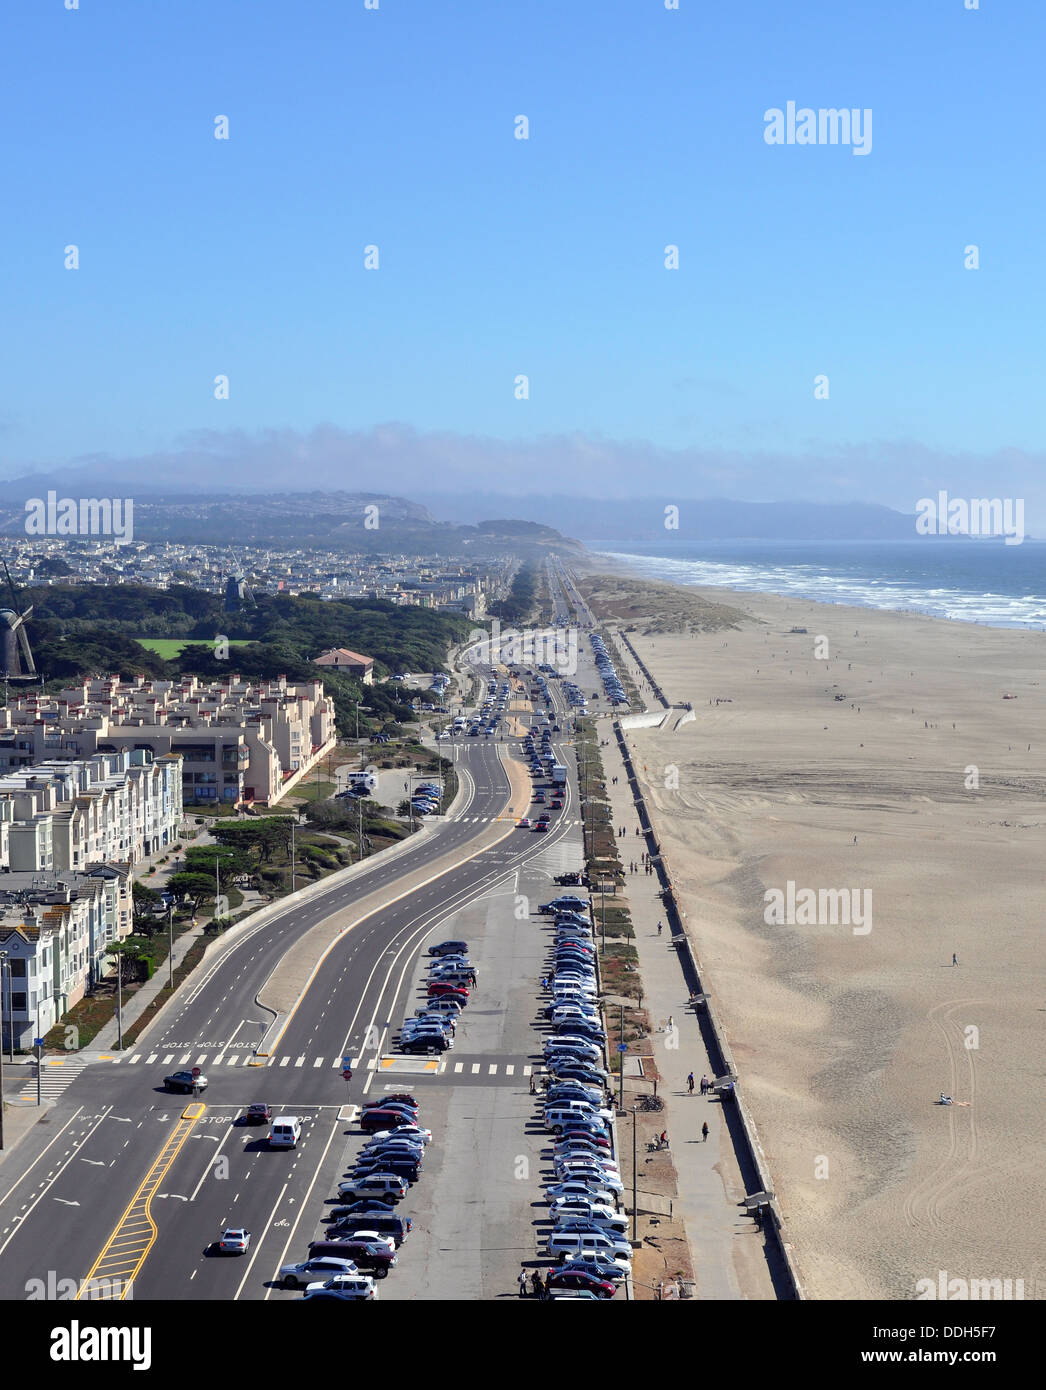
xmin=611 ymin=718 xmax=805 ymax=1300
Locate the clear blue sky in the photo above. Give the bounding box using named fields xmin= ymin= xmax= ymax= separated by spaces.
xmin=0 ymin=0 xmax=1042 ymax=511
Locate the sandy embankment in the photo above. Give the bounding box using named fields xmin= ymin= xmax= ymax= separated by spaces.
xmin=595 ymin=579 xmax=1046 ymax=1301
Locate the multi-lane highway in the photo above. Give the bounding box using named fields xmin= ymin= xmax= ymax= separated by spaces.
xmin=0 ymin=661 xmax=591 ymax=1302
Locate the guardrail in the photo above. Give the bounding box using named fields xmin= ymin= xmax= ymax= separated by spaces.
xmin=611 ymin=718 xmax=804 ymax=1300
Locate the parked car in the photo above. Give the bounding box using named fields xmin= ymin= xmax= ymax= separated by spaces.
xmin=302 ymin=1275 xmax=377 ymax=1301
xmin=337 ymin=1174 xmax=409 ymax=1202
xmin=314 ymin=1238 xmax=396 ymax=1277
xmin=279 ymin=1256 xmax=359 ymax=1288
xmin=546 ymin=1268 xmax=615 ymax=1299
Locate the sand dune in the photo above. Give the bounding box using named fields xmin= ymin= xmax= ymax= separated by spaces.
xmin=614 ymin=585 xmax=1046 ymax=1300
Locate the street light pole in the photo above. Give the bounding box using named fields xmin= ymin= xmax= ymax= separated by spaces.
xmin=631 ymin=1106 xmax=639 ymax=1243
xmin=168 ymin=904 xmax=174 ymax=989
xmin=290 ymin=819 xmax=296 ymax=892
xmin=116 ymin=953 xmax=123 ymax=1052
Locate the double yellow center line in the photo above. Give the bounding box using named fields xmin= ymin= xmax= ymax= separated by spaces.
xmin=76 ymin=1104 xmax=205 ymax=1300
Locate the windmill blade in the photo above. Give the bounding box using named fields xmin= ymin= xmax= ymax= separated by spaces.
xmin=1 ymin=556 xmax=20 ymax=611
xmin=19 ymin=604 xmax=32 ymax=622
xmin=16 ymin=620 xmax=35 ymax=675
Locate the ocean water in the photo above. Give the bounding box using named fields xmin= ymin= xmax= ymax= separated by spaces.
xmin=593 ymin=539 xmax=1046 ymax=630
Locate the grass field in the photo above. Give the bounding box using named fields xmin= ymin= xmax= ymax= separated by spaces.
xmin=137 ymin=638 xmax=255 ymax=659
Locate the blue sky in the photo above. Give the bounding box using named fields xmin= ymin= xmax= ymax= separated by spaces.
xmin=1 ymin=0 xmax=1042 ymax=517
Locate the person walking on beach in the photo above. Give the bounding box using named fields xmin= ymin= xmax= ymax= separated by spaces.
xmin=952 ymin=953 xmax=958 ymax=966
xmin=853 ymin=835 xmax=857 ymax=845
xmin=702 ymin=1121 xmax=709 ymax=1142
xmin=687 ymin=1072 xmax=695 ymax=1094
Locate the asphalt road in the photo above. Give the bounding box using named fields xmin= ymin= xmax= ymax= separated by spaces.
xmin=0 ymin=669 xmax=591 ymax=1302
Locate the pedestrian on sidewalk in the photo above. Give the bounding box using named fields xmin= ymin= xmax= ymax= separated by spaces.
xmin=952 ymin=953 xmax=958 ymax=966
xmin=657 ymin=921 xmax=663 ymax=936
xmin=687 ymin=1072 xmax=695 ymax=1094
xmin=700 ymin=1075 xmax=708 ymax=1095
xmin=702 ymin=1121 xmax=709 ymax=1142
xmin=667 ymin=1014 xmax=674 ymax=1031
xmin=519 ymin=1267 xmax=529 ymax=1297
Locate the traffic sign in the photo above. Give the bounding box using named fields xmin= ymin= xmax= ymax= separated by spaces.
xmin=191 ymin=1066 xmax=201 ymax=1077
xmin=341 ymin=1055 xmax=353 ymax=1070
xmin=342 ymin=1069 xmax=353 ymax=1081
xmin=34 ymin=1037 xmax=44 ymax=1048
xmin=617 ymin=1043 xmax=628 ymax=1053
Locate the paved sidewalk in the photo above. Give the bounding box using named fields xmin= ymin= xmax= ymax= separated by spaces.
xmin=597 ymin=727 xmax=776 ymax=1300
xmin=91 ymin=923 xmax=209 ymax=1051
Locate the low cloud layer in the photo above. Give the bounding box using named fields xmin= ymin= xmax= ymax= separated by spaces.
xmin=3 ymin=425 xmax=1043 ymax=529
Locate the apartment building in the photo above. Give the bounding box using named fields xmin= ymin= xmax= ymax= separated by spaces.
xmin=0 ymin=748 xmax=183 ymax=870
xmin=0 ymin=866 xmax=132 ymax=1051
xmin=0 ymin=673 xmax=335 ymax=808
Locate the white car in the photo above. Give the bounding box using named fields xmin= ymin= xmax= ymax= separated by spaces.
xmin=369 ymin=1126 xmax=431 ymax=1145
xmin=217 ymin=1227 xmax=250 ymax=1255
xmin=279 ymin=1255 xmax=359 ymax=1288
xmin=545 ymin=1180 xmax=619 ymax=1207
xmin=303 ymin=1275 xmax=377 ymax=1301
xmin=549 ymin=1198 xmax=627 ymax=1229
xmin=347 ymin=1230 xmax=396 ymax=1254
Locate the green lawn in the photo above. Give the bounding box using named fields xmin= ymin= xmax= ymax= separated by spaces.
xmin=137 ymin=638 xmax=255 ymax=659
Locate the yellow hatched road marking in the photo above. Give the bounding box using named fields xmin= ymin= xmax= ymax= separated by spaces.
xmin=76 ymin=1104 xmax=205 ymax=1300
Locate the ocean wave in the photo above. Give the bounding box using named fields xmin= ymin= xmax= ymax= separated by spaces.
xmin=598 ymin=550 xmax=1046 ymax=630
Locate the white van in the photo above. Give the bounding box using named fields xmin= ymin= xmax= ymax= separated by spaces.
xmin=547 ymin=1229 xmax=632 ymax=1265
xmin=544 ymin=1104 xmax=612 ymax=1134
xmin=268 ymin=1116 xmax=302 ymax=1148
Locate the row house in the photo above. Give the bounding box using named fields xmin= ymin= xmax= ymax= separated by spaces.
xmin=0 ymin=866 xmax=132 ymax=1051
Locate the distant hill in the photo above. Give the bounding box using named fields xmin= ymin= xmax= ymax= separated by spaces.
xmin=0 ymin=489 xmax=585 ymax=557
xmin=415 ymin=493 xmax=921 ymax=542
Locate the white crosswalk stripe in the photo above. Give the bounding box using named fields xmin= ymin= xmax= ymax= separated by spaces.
xmin=16 ymin=1052 xmax=101 ymax=1101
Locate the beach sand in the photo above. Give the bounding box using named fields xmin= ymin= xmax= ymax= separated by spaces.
xmin=590 ymin=578 xmax=1046 ymax=1301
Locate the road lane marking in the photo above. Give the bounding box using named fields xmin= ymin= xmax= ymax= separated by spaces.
xmin=76 ymin=1106 xmax=205 ymax=1300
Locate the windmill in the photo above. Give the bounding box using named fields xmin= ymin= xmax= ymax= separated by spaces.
xmin=0 ymin=557 xmax=36 ymax=686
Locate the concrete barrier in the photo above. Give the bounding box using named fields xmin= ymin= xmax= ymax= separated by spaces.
xmin=614 ymin=630 xmax=671 ymax=710
xmin=611 ymin=718 xmax=804 ymax=1300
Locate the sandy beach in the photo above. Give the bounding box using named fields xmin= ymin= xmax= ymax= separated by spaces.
xmin=583 ymin=574 xmax=1046 ymax=1301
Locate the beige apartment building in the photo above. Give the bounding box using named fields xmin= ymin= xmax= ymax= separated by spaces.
xmin=0 ymin=673 xmax=336 ymax=808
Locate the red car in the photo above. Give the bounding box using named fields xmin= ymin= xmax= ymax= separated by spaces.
xmin=428 ymin=982 xmax=469 ymax=1001
xmin=558 ymin=1129 xmax=612 ymax=1150
xmin=547 ymin=1268 xmax=615 ymax=1299
xmin=363 ymin=1094 xmax=417 ymax=1111
xmin=533 ymin=822 xmax=549 ymax=833
xmin=241 ymin=1103 xmax=272 ymax=1125
xmin=550 ymin=799 xmax=563 ymax=809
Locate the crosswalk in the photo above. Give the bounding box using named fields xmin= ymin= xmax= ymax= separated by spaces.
xmin=15 ymin=1051 xmax=99 ymax=1101
xmin=15 ymin=1048 xmax=542 ymax=1099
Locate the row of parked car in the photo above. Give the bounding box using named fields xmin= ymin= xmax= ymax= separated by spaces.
xmin=410 ymin=781 xmax=443 ymax=818
xmin=590 ymin=633 xmax=629 ymax=706
xmin=391 ymin=938 xmax=474 ymax=1054
xmin=533 ymin=894 xmax=633 ymax=1299
xmin=277 ymin=1097 xmax=431 ymax=1300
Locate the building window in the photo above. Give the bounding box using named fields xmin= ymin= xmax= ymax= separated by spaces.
xmin=12 ymin=992 xmax=27 ymax=1013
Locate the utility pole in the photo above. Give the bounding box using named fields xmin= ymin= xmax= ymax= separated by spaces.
xmin=618 ymin=1002 xmax=625 ymax=1112
xmin=36 ymin=999 xmax=42 ymax=1105
xmin=631 ymin=1106 xmax=639 ymax=1243
xmin=290 ymin=819 xmax=296 ymax=892
xmin=116 ymin=953 xmax=123 ymax=1052
xmin=357 ymin=797 xmax=363 ymax=862
xmin=3 ymin=951 xmax=11 ymax=1063
xmin=168 ymin=903 xmax=174 ymax=989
